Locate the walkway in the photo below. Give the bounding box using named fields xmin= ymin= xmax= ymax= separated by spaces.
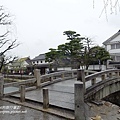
xmin=0 ymin=100 xmax=67 ymax=120
xmin=10 ymin=76 xmax=103 ymax=110
xmin=11 ymin=79 xmax=76 ymax=110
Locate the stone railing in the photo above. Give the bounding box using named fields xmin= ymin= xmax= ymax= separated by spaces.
xmin=75 ymin=69 xmax=120 ymax=120
xmin=2 ymin=69 xmax=117 ymax=120
xmin=77 ymin=69 xmax=120 ymax=92
xmin=85 ymin=69 xmax=120 ymax=100
xmin=85 ymin=69 xmax=120 ymax=84
xmin=1 ymin=69 xmax=77 ymax=97
xmin=1 ymin=69 xmax=96 ymax=97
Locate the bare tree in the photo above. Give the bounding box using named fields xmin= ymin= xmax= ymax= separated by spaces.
xmin=93 ymin=0 xmax=120 ymax=20
xmin=0 ymin=6 xmax=19 ymax=72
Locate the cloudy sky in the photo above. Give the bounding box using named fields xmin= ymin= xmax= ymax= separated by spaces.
xmin=1 ymin=0 xmax=120 ymax=58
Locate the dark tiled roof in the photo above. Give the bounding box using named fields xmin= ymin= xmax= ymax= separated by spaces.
xmin=31 ymin=54 xmax=45 ymax=61
xmin=103 ymin=30 xmax=120 ymax=45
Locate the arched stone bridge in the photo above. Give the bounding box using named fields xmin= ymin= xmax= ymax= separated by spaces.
xmin=1 ymin=69 xmax=120 ymax=102
xmin=0 ymin=69 xmax=120 ymax=120
xmin=80 ymin=69 xmax=120 ymax=101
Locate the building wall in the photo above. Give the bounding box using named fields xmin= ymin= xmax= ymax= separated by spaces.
xmin=105 ymin=35 xmax=120 ymax=61
xmin=109 ymin=48 xmax=120 ymax=54
xmin=32 ymin=60 xmax=46 ymax=65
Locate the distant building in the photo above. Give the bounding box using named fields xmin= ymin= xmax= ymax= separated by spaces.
xmin=103 ymin=30 xmax=120 ymax=62
xmin=31 ymin=54 xmax=46 ymax=65
xmin=29 ymin=54 xmax=52 ymax=75
xmin=103 ymin=30 xmax=120 ymax=69
xmin=9 ymin=57 xmax=32 ymax=74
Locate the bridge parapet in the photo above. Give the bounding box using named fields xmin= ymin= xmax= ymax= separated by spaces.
xmin=82 ymin=69 xmax=120 ymax=101
xmin=85 ymin=69 xmax=120 ymax=82
xmin=75 ymin=69 xmax=120 ymax=119
xmin=0 ymin=69 xmax=96 ymax=98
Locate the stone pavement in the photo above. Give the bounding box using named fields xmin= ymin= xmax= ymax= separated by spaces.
xmin=2 ymin=98 xmax=120 ymax=120
xmin=10 ymin=77 xmax=102 ymax=110
xmin=0 ymin=100 xmax=67 ymax=120
xmin=12 ymin=79 xmax=77 ymax=110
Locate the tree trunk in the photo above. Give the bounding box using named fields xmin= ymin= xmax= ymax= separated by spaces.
xmin=0 ymin=58 xmax=4 ymax=72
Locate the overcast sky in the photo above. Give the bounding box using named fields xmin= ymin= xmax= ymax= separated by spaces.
xmin=1 ymin=0 xmax=120 ymax=58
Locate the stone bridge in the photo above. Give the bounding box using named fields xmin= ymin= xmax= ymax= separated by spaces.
xmin=0 ymin=69 xmax=120 ymax=120
xmin=82 ymin=69 xmax=120 ymax=101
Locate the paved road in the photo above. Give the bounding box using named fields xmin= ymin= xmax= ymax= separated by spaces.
xmin=0 ymin=100 xmax=66 ymax=120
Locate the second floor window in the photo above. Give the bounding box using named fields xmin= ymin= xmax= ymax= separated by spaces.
xmin=111 ymin=56 xmax=115 ymax=61
xmin=116 ymin=56 xmax=120 ymax=61
xmin=111 ymin=44 xmax=115 ymax=49
xmin=116 ymin=43 xmax=120 ymax=49
xmin=111 ymin=43 xmax=120 ymax=49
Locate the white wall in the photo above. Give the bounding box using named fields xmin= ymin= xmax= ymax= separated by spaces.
xmin=32 ymin=60 xmax=46 ymax=64
xmin=111 ymin=35 xmax=120 ymax=42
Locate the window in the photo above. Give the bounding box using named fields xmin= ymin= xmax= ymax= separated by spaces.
xmin=116 ymin=56 xmax=120 ymax=61
xmin=41 ymin=61 xmax=43 ymax=63
xmin=105 ymin=45 xmax=107 ymax=50
xmin=111 ymin=56 xmax=115 ymax=61
xmin=116 ymin=43 xmax=120 ymax=49
xmin=111 ymin=44 xmax=115 ymax=49
xmin=37 ymin=61 xmax=39 ymax=64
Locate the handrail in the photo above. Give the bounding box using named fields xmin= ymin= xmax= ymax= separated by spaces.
xmin=4 ymin=69 xmax=115 ymax=90
xmin=3 ymin=69 xmax=96 ymax=88
xmin=85 ymin=69 xmax=120 ymax=82
xmin=4 ymin=78 xmax=36 ymax=87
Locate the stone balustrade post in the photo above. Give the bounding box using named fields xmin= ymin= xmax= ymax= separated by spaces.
xmin=61 ymin=73 xmax=64 ymax=80
xmin=91 ymin=78 xmax=96 ymax=85
xmin=0 ymin=76 xmax=4 ymax=99
xmin=20 ymin=85 xmax=25 ymax=102
xmin=101 ymin=74 xmax=106 ymax=80
xmin=108 ymin=72 xmax=112 ymax=78
xmin=77 ymin=69 xmax=86 ymax=93
xmin=74 ymin=81 xmax=86 ymax=120
xmin=115 ymin=72 xmax=119 ymax=77
xmin=85 ymin=71 xmax=89 ymax=76
xmin=72 ymin=71 xmax=74 ymax=78
xmin=43 ymin=88 xmax=49 ymax=109
xmin=34 ymin=69 xmax=41 ymax=88
xmin=50 ymin=76 xmax=53 ymax=81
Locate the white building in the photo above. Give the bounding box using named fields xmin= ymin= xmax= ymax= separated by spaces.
xmin=30 ymin=54 xmax=52 ymax=74
xmin=31 ymin=54 xmax=46 ymax=65
xmin=103 ymin=30 xmax=120 ymax=62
